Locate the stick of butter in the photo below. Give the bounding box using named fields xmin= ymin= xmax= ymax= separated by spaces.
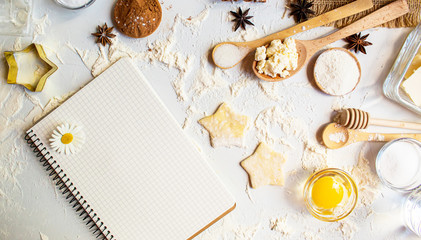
xmin=402 ymin=66 xmax=421 ymax=107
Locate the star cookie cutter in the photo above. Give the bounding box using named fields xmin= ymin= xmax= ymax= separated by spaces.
xmin=4 ymin=43 xmax=58 ymax=92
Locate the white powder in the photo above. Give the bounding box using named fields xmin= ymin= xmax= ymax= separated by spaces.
xmin=329 ymin=132 xmax=346 ymax=143
xmin=314 ymin=49 xmax=360 ymax=96
xmin=180 ymin=7 xmax=210 ymax=28
xmin=367 ymin=134 xmax=385 ymax=141
xmin=39 ymin=232 xmax=49 ymax=240
xmin=269 ymin=216 xmax=292 ymax=236
xmin=340 ymin=220 xmax=358 ymax=240
xmin=190 ymin=55 xmax=227 ymax=100
xmin=377 ymin=140 xmax=421 ymax=189
xmin=213 ymin=44 xmax=249 ymax=69
xmin=56 ymin=0 xmax=92 ymax=8
xmin=352 ymin=144 xmax=379 ymax=206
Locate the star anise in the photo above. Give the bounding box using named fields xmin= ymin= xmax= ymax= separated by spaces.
xmin=92 ymin=23 xmax=116 ymax=46
xmin=345 ymin=33 xmax=373 ymax=54
xmin=289 ymin=0 xmax=315 ymax=23
xmin=230 ymin=7 xmax=254 ymax=32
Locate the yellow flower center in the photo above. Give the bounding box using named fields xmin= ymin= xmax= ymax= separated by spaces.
xmin=61 ymin=133 xmax=74 ymax=144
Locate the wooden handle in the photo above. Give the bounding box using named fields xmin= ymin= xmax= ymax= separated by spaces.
xmin=369 ymin=118 xmax=421 ymax=131
xmin=357 ymin=132 xmax=421 ymax=143
xmin=309 ymin=0 xmax=409 ymax=52
xmin=245 ymin=0 xmax=374 ymax=49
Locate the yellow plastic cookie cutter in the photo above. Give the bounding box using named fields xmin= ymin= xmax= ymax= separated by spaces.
xmin=4 ymin=43 xmax=58 ymax=92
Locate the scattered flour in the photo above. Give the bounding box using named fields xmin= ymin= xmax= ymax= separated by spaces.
xmin=190 ymin=56 xmax=227 ymax=100
xmin=230 ymin=76 xmax=253 ymax=97
xmin=13 ymin=37 xmax=22 ymax=51
xmin=182 ymin=105 xmax=199 ymax=129
xmin=245 ymin=183 xmax=255 ymax=204
xmin=367 ymin=134 xmax=385 ymax=141
xmin=301 ymin=141 xmax=328 ymax=171
xmin=302 ymin=231 xmax=323 ymax=240
xmin=254 ymin=106 xmax=308 ymax=145
xmin=234 ymin=224 xmax=261 ymax=240
xmin=39 ymin=232 xmax=49 ymax=240
xmin=329 ymin=132 xmax=346 ymax=143
xmin=269 ymin=216 xmax=292 ymax=236
xmin=1 ymin=88 xmax=25 ymax=119
xmin=32 ymin=91 xmax=75 ymax=123
xmin=331 ymin=96 xmax=346 ymax=111
xmin=66 ymin=14 xmax=196 ymax=101
xmin=32 ymin=14 xmax=51 ymax=42
xmin=197 ymin=215 xmax=260 ymax=240
xmin=258 ymin=81 xmax=281 ymax=101
xmin=351 ymin=145 xmax=380 ymax=206
xmin=180 ymin=7 xmax=210 ymax=29
xmin=339 ymin=220 xmax=358 ymax=240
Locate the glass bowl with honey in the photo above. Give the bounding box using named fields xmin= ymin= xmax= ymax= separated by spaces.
xmin=303 ymin=168 xmax=358 ymax=222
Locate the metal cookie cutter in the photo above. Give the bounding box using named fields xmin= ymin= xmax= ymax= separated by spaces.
xmin=4 ymin=43 xmax=58 ymax=92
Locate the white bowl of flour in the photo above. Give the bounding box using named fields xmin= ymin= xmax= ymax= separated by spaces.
xmin=54 ymin=0 xmax=96 ymax=10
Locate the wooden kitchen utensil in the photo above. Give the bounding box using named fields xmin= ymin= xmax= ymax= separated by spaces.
xmin=253 ymin=0 xmax=409 ymax=82
xmin=322 ymin=123 xmax=421 ymax=149
xmin=333 ymin=108 xmax=421 ymax=130
xmin=212 ymin=0 xmax=374 ymax=69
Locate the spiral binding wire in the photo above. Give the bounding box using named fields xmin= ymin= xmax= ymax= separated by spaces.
xmin=25 ymin=130 xmax=114 ymax=240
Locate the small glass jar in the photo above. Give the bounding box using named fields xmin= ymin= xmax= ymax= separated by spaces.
xmin=303 ymin=168 xmax=358 ymax=222
xmin=383 ymin=23 xmax=421 ymax=115
xmin=54 ymin=0 xmax=96 ymax=10
xmin=404 ymin=188 xmax=421 ymax=237
xmin=376 ymin=138 xmax=421 ymax=192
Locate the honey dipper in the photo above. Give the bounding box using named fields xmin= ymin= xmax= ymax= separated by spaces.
xmin=333 ymin=108 xmax=421 ymax=130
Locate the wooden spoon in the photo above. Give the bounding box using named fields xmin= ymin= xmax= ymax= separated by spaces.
xmin=212 ymin=0 xmax=374 ymax=69
xmin=334 ymin=108 xmax=421 ymax=130
xmin=322 ymin=123 xmax=421 ymax=149
xmin=253 ymin=0 xmax=409 ymax=82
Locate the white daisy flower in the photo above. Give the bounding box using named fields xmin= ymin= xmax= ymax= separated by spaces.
xmin=49 ymin=123 xmax=85 ymax=155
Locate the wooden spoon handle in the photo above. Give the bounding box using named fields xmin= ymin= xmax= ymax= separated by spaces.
xmin=247 ymin=0 xmax=374 ymax=49
xmin=355 ymin=132 xmax=421 ymax=143
xmin=369 ymin=118 xmax=421 ymax=131
xmin=309 ymin=0 xmax=409 ymax=52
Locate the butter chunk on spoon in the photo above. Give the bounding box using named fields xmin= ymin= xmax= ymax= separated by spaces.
xmin=253 ymin=0 xmax=409 ymax=82
xmin=212 ymin=0 xmax=374 ymax=69
xmin=322 ymin=123 xmax=421 ymax=149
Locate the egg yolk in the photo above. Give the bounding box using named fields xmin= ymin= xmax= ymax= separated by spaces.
xmin=311 ymin=176 xmax=344 ymax=209
xmin=61 ymin=133 xmax=74 ymax=144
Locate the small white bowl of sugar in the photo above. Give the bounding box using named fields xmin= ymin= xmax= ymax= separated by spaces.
xmin=376 ymin=138 xmax=421 ymax=192
xmin=54 ymin=0 xmax=96 ymax=10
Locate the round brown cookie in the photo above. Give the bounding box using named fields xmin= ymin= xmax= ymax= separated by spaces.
xmin=113 ymin=0 xmax=162 ymax=38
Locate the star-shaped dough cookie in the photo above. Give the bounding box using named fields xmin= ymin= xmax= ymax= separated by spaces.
xmin=241 ymin=143 xmax=286 ymax=188
xmin=199 ymin=103 xmax=250 ymax=148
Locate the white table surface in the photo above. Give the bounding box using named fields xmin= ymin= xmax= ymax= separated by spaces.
xmin=1 ymin=0 xmax=421 ymax=239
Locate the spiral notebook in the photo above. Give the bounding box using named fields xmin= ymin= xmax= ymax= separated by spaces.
xmin=25 ymin=58 xmax=235 ymax=240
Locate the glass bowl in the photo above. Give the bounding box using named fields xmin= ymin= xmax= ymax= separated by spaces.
xmin=376 ymin=138 xmax=421 ymax=192
xmin=54 ymin=0 xmax=96 ymax=10
xmin=303 ymin=168 xmax=358 ymax=222
xmin=383 ymin=23 xmax=421 ymax=116
xmin=404 ymin=188 xmax=421 ymax=237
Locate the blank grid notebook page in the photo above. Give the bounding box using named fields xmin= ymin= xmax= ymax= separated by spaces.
xmin=28 ymin=58 xmax=235 ymax=239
